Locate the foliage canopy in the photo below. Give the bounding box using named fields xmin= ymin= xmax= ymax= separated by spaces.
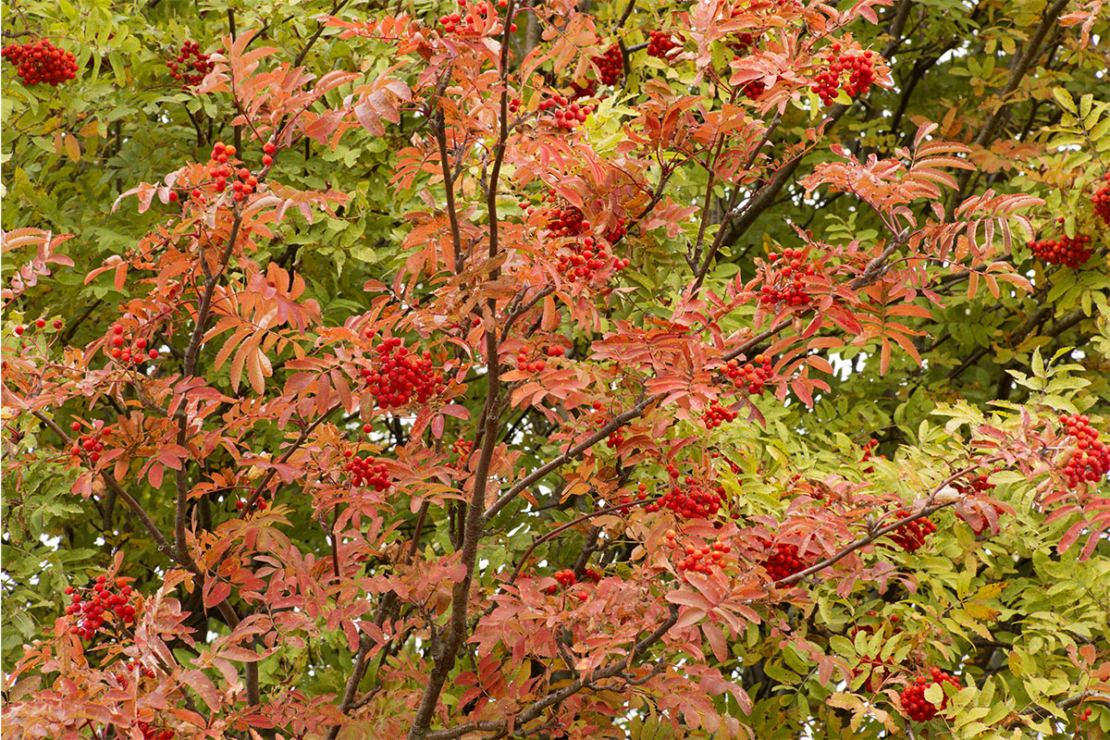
xmin=2 ymin=0 xmax=1110 ymax=738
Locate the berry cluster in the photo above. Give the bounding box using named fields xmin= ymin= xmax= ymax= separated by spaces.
xmin=105 ymin=322 xmax=160 ymax=364
xmin=646 ymin=30 xmax=682 ymax=59
xmin=540 ymin=198 xmax=588 ymax=238
xmin=536 ymin=96 xmax=593 ymax=130
xmin=516 ymin=349 xmax=548 ymax=373
xmin=136 ymin=722 xmax=175 ymax=740
xmin=533 ymin=194 xmax=626 ymax=243
xmin=886 ymin=512 xmax=937 ymax=553
xmin=860 ymin=438 xmax=882 ymax=473
xmin=555 ymin=236 xmax=630 ymax=282
xmin=70 ymin=424 xmax=110 ymax=465
xmin=545 ymin=345 xmax=566 ymax=358
xmin=1060 ymin=414 xmax=1109 ymax=488
xmin=645 ymin=466 xmax=725 ymax=520
xmin=811 ymin=44 xmax=876 ymax=106
xmin=113 ymin=659 xmax=156 ymax=688
xmin=761 ymin=248 xmax=814 ymax=307
xmin=63 ymin=576 xmax=138 ymax=641
xmin=702 ymin=402 xmax=738 ymax=429
xmin=166 ymin=40 xmax=213 ymax=87
xmin=568 ymin=78 xmax=599 ymax=100
xmin=12 ymin=317 xmax=63 ymax=337
xmin=544 ymin=568 xmax=578 ymax=595
xmin=602 ymin=216 xmax=628 ymax=244
xmin=727 ymin=26 xmax=758 ymax=56
xmin=205 ymin=142 xmax=260 ymax=202
xmin=360 ymin=337 xmax=444 ymax=410
xmin=1028 ymin=234 xmax=1094 ymax=269
xmin=1093 ymin=175 xmax=1110 ymax=226
xmin=344 ymin=452 xmax=391 ymax=491
xmin=722 ymin=355 xmax=773 ymax=395
xmin=1 ymin=39 xmax=78 ymax=87
xmin=667 ymin=533 xmax=732 ymax=576
xmin=741 ymin=79 xmax=766 ymax=100
xmin=900 ymin=669 xmax=961 ymax=722
xmin=619 ymin=481 xmax=650 ymax=503
xmin=592 ymin=45 xmax=624 ymax=86
xmin=437 ymin=0 xmax=517 ymax=35
xmin=763 ymin=542 xmax=807 ymax=581
xmin=1078 ymin=707 xmax=1094 ymax=723
xmin=449 ymin=437 xmax=474 ymax=472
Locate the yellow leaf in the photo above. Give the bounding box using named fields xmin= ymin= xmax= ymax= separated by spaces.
xmin=964 ymin=601 xmax=1000 ymax=620
xmin=64 ymin=134 xmax=81 ymax=162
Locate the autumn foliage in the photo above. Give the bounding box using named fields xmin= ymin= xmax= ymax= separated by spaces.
xmin=2 ymin=0 xmax=1110 ymax=739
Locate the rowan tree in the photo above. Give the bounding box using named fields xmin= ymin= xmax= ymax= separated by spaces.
xmin=2 ymin=0 xmax=1109 ymax=739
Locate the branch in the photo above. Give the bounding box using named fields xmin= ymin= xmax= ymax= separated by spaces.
xmin=507 ymin=498 xmax=658 ymax=585
xmin=776 ymin=465 xmax=981 ymax=586
xmin=407 ymin=5 xmax=517 ymax=736
xmin=239 ymin=401 xmax=342 ymax=516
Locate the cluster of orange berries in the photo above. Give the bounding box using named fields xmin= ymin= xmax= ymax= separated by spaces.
xmin=64 ymin=575 xmax=138 ymax=640
xmin=1028 ymin=233 xmax=1094 ymax=269
xmin=1093 ymin=175 xmax=1110 ymax=226
xmin=741 ymin=80 xmax=766 ymax=100
xmin=449 ymin=437 xmax=474 ymax=472
xmin=545 ymin=345 xmax=566 ymax=358
xmin=646 ymin=30 xmax=682 ymax=59
xmin=166 ymin=40 xmax=213 ymax=87
xmin=900 ymin=668 xmax=961 ymax=722
xmin=199 ymin=142 xmax=265 ymax=203
xmin=360 ymin=336 xmax=444 ymax=409
xmin=722 ymin=355 xmax=773 ymax=395
xmin=534 ymin=194 xmax=627 ymax=244
xmin=619 ymin=481 xmax=651 ymax=504
xmin=543 ymin=567 xmax=601 ymax=596
xmin=886 ymin=512 xmax=937 ymax=553
xmin=646 ymin=466 xmax=726 ymax=520
xmin=513 ymin=95 xmax=593 ymax=130
xmin=1060 ymin=414 xmax=1109 ymax=488
xmin=702 ymin=401 xmax=738 ymax=429
xmin=70 ymin=423 xmax=109 ymax=465
xmin=812 ymin=44 xmax=876 ymax=106
xmin=12 ymin=317 xmax=62 ymax=336
xmin=592 ymin=45 xmax=624 ymax=86
xmin=136 ymin=722 xmax=175 ymax=740
xmin=516 ymin=349 xmax=548 ymax=374
xmin=437 ymin=0 xmax=517 ymax=35
xmin=343 ymin=452 xmax=391 ymax=491
xmin=761 ymin=248 xmax=814 ymax=307
xmin=860 ymin=437 xmax=882 ymax=473
xmin=113 ymin=659 xmax=156 ymax=688
xmin=1 ymin=39 xmax=78 ymax=86
xmin=667 ymin=532 xmax=732 ymax=576
xmin=556 ymin=236 xmax=630 ymax=282
xmin=537 ymin=196 xmax=588 ymax=238
xmin=763 ymin=541 xmax=807 ymax=581
xmin=105 ymin=322 xmax=159 ymax=364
